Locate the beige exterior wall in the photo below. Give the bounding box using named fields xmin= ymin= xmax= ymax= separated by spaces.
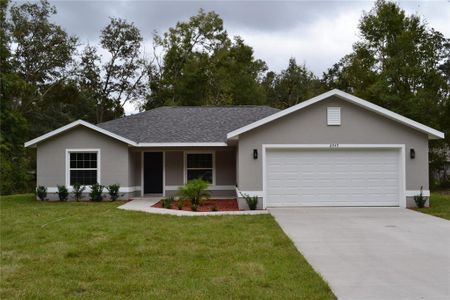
xmin=237 ymin=96 xmax=429 ymax=193
xmin=37 ymin=126 xmax=130 ymax=188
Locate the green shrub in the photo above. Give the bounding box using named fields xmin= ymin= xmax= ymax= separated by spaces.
xmin=57 ymin=185 xmax=69 ymax=201
xmin=177 ymin=199 xmax=184 ymax=210
xmin=106 ymin=184 xmax=121 ymax=201
xmin=414 ymin=186 xmax=427 ymax=208
xmin=162 ymin=196 xmax=174 ymax=209
xmin=191 ymin=203 xmax=199 ymax=212
xmin=89 ymin=183 xmax=104 ymax=202
xmin=178 ymin=179 xmax=210 ymax=207
xmin=240 ymin=192 xmax=258 ymax=210
xmin=72 ymin=182 xmax=85 ymax=201
xmin=36 ymin=186 xmax=47 ymax=201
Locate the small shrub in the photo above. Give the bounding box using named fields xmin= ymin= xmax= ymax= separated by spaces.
xmin=162 ymin=196 xmax=174 ymax=209
xmin=176 ymin=199 xmax=184 ymax=210
xmin=57 ymin=185 xmax=69 ymax=201
xmin=414 ymin=186 xmax=427 ymax=208
xmin=89 ymin=183 xmax=104 ymax=202
xmin=211 ymin=204 xmax=218 ymax=212
xmin=72 ymin=182 xmax=85 ymax=201
xmin=36 ymin=186 xmax=47 ymax=201
xmin=106 ymin=184 xmax=121 ymax=201
xmin=240 ymin=192 xmax=259 ymax=210
xmin=191 ymin=203 xmax=199 ymax=212
xmin=178 ymin=179 xmax=210 ymax=207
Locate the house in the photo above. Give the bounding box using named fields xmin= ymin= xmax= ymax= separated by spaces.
xmin=25 ymin=89 xmax=444 ymax=208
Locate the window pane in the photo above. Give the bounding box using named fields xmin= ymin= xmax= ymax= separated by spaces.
xmin=187 ymin=169 xmax=212 ymax=183
xmin=70 ymin=170 xmax=97 ymax=185
xmin=187 ymin=154 xmax=212 ymax=168
xmin=69 ymin=152 xmax=97 ymax=169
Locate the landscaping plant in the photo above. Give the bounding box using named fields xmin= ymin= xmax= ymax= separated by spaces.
xmin=72 ymin=182 xmax=85 ymax=201
xmin=162 ymin=196 xmax=174 ymax=209
xmin=176 ymin=199 xmax=184 ymax=210
xmin=36 ymin=186 xmax=47 ymax=201
xmin=106 ymin=184 xmax=121 ymax=201
xmin=191 ymin=203 xmax=199 ymax=212
xmin=89 ymin=183 xmax=104 ymax=202
xmin=240 ymin=192 xmax=258 ymax=210
xmin=57 ymin=185 xmax=69 ymax=201
xmin=414 ymin=186 xmax=427 ymax=208
xmin=178 ymin=179 xmax=210 ymax=209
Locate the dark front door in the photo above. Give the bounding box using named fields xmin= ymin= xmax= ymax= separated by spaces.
xmin=144 ymin=152 xmax=163 ymax=194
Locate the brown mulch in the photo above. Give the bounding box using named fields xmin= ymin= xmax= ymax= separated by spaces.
xmin=152 ymin=199 xmax=239 ymax=212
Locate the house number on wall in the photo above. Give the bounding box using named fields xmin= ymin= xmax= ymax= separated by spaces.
xmin=329 ymin=143 xmax=339 ymax=148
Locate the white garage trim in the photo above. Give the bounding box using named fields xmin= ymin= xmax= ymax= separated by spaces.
xmin=262 ymin=144 xmax=406 ymax=209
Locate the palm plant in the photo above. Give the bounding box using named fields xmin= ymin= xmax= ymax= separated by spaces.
xmin=178 ymin=179 xmax=210 ymax=207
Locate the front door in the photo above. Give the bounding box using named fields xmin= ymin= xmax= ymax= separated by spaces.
xmin=144 ymin=152 xmax=163 ymax=194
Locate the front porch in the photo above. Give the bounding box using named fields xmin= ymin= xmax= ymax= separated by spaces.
xmin=128 ymin=147 xmax=238 ymax=198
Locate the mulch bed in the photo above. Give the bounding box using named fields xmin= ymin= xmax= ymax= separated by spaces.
xmin=152 ymin=199 xmax=239 ymax=212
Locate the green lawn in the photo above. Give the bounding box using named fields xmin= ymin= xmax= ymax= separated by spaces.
xmin=415 ymin=192 xmax=450 ymax=220
xmin=0 ymin=194 xmax=335 ymax=299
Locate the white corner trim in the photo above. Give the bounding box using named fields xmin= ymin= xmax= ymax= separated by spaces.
xmin=25 ymin=120 xmax=137 ymax=147
xmin=137 ymin=142 xmax=228 ymax=147
xmin=226 ymin=89 xmax=444 ymax=140
xmin=405 ymin=190 xmax=430 ymax=197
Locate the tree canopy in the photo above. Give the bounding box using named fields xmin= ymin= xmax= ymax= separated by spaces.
xmin=0 ymin=0 xmax=449 ymax=194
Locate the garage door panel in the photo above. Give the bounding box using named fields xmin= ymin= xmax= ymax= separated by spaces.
xmin=265 ymin=148 xmax=401 ymax=207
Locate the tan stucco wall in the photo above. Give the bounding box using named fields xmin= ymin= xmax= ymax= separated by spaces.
xmin=36 ymin=126 xmax=129 ymax=187
xmin=237 ymin=96 xmax=429 ymax=192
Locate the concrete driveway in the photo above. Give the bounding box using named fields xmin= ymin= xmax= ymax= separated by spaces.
xmin=270 ymin=207 xmax=450 ymax=300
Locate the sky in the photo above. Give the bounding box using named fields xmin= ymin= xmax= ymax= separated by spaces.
xmin=22 ymin=0 xmax=450 ymax=114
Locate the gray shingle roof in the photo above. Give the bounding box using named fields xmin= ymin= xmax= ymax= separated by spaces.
xmin=96 ymin=106 xmax=279 ymax=143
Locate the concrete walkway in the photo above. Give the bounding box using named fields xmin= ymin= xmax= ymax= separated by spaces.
xmin=270 ymin=207 xmax=450 ymax=300
xmin=118 ymin=198 xmax=268 ymax=216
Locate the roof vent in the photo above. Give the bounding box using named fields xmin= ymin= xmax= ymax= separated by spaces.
xmin=327 ymin=107 xmax=341 ymax=126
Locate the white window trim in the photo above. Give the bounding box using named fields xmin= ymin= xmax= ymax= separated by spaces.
xmin=327 ymin=107 xmax=341 ymax=126
xmin=183 ymin=151 xmax=215 ymax=185
xmin=65 ymin=149 xmax=101 ymax=188
xmin=261 ymin=144 xmax=406 ymax=209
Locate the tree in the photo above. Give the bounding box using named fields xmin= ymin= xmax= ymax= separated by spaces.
xmin=263 ymin=58 xmax=324 ymax=109
xmin=322 ymin=0 xmax=450 ymax=185
xmin=145 ymin=9 xmax=267 ymax=108
xmin=0 ymin=0 xmax=31 ymax=194
xmin=79 ymin=18 xmax=149 ymax=122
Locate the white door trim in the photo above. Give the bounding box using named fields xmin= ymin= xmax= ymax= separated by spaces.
xmin=262 ymin=144 xmax=406 ymax=209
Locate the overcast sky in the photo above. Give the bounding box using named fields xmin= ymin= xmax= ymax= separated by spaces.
xmin=25 ymin=0 xmax=450 ymax=113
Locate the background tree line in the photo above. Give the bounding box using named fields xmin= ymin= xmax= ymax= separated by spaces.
xmin=1 ymin=0 xmax=449 ymax=194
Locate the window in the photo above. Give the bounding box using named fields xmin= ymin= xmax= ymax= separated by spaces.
xmin=186 ymin=153 xmax=213 ymax=184
xmin=327 ymin=107 xmax=341 ymax=126
xmin=67 ymin=150 xmax=99 ymax=186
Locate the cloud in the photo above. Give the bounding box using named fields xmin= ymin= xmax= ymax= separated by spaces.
xmin=17 ymin=0 xmax=448 ymax=114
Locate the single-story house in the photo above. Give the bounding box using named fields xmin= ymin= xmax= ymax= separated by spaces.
xmin=25 ymin=89 xmax=444 ymax=208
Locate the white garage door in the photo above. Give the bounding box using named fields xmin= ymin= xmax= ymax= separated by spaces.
xmin=265 ymin=148 xmax=401 ymax=207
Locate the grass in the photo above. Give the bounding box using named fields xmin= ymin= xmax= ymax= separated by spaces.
xmin=0 ymin=194 xmax=335 ymax=299
xmin=414 ymin=192 xmax=450 ymax=220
